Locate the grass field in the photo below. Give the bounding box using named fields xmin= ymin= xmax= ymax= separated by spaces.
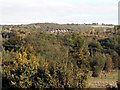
xmin=87 ymin=70 xmax=118 ymax=88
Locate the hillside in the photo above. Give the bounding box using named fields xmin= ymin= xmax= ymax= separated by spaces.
xmin=1 ymin=23 xmax=120 ymax=89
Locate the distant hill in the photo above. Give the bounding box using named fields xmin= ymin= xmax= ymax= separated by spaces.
xmin=2 ymin=23 xmax=115 ymax=34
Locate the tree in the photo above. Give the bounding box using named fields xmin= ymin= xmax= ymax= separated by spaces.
xmin=3 ymin=32 xmax=25 ymax=52
xmin=88 ymin=40 xmax=103 ymax=55
xmin=2 ymin=47 xmax=39 ymax=89
xmin=104 ymin=54 xmax=113 ymax=72
xmin=91 ymin=52 xmax=106 ymax=77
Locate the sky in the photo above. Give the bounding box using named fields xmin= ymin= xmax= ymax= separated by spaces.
xmin=0 ymin=0 xmax=119 ymax=25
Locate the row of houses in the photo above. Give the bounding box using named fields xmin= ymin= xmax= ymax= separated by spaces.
xmin=47 ymin=29 xmax=69 ymax=33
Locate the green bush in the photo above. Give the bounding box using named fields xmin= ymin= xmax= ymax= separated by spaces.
xmin=91 ymin=52 xmax=106 ymax=77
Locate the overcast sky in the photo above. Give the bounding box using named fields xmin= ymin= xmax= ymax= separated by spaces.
xmin=0 ymin=0 xmax=119 ymax=25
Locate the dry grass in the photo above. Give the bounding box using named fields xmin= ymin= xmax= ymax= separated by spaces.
xmin=86 ymin=70 xmax=118 ymax=88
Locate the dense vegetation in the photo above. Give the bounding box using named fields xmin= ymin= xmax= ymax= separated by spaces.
xmin=1 ymin=23 xmax=120 ymax=89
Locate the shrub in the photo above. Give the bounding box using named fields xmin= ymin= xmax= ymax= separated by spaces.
xmin=91 ymin=52 xmax=106 ymax=77
xmin=2 ymin=48 xmax=39 ymax=88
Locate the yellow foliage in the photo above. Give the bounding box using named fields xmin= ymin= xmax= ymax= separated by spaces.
xmin=78 ymin=48 xmax=87 ymax=61
xmin=26 ymin=44 xmax=34 ymax=53
xmin=15 ymin=53 xmax=22 ymax=60
xmin=17 ymin=58 xmax=23 ymax=64
xmin=19 ymin=35 xmax=25 ymax=40
xmin=22 ymin=51 xmax=27 ymax=58
xmin=3 ymin=48 xmax=40 ymax=88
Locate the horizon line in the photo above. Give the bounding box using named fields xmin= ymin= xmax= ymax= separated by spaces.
xmin=0 ymin=22 xmax=117 ymax=25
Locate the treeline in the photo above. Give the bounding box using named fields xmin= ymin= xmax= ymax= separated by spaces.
xmin=2 ymin=23 xmax=93 ymax=32
xmin=2 ymin=25 xmax=120 ymax=89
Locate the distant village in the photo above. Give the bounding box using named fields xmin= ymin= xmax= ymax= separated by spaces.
xmin=46 ymin=23 xmax=114 ymax=34
xmin=2 ymin=23 xmax=114 ymax=35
